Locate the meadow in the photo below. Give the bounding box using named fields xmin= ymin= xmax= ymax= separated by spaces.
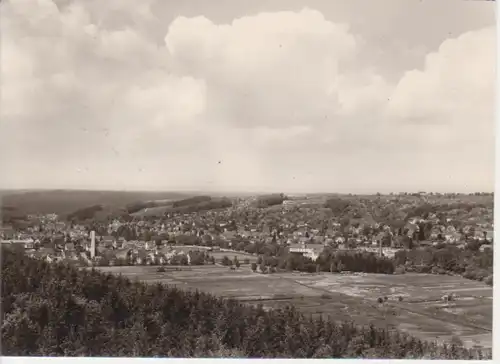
xmin=96 ymin=266 xmax=492 ymax=349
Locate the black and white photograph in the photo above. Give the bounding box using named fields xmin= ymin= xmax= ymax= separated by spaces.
xmin=0 ymin=0 xmax=496 ymax=360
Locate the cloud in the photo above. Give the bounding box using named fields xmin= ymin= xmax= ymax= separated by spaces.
xmin=388 ymin=27 xmax=494 ymax=125
xmin=165 ymin=9 xmax=360 ymax=128
xmin=0 ymin=0 xmax=494 ymax=192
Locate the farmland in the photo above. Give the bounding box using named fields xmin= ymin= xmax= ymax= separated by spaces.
xmin=96 ymin=265 xmax=492 ymax=349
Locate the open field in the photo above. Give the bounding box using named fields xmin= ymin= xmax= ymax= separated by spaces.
xmin=96 ymin=266 xmax=492 ymax=349
xmin=210 ymin=250 xmax=259 ymax=263
xmin=164 ymin=246 xmax=258 ymax=263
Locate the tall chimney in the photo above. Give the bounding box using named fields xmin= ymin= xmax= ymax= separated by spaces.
xmin=90 ymin=230 xmax=96 ymax=259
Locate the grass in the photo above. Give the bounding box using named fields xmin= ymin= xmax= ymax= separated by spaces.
xmin=97 ymin=266 xmax=492 ymax=349
xmin=210 ymin=251 xmax=258 ymax=263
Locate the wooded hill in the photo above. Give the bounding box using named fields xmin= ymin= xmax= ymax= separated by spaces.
xmin=1 ymin=246 xmax=490 ymax=359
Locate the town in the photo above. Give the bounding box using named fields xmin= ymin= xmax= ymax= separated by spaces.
xmin=1 ymin=0 xmax=494 ymax=358
xmin=2 ymin=192 xmax=493 ymax=280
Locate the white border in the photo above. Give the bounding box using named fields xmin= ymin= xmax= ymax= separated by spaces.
xmin=2 ymin=1 xmax=498 ymax=364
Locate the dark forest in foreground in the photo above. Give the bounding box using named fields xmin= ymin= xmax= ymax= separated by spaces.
xmin=0 ymin=247 xmax=490 ymax=359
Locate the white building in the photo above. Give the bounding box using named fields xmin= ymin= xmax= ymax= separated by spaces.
xmin=289 ymin=243 xmax=324 ymax=261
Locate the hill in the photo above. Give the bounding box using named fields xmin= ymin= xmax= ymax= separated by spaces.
xmin=1 ymin=190 xmax=194 ymax=216
xmin=131 ymin=196 xmax=233 ymax=217
xmin=0 ymin=246 xmax=489 ymax=359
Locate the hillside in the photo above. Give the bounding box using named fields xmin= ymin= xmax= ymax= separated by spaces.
xmin=0 ymin=246 xmax=489 ymax=359
xmin=131 ymin=196 xmax=233 ymax=217
xmin=1 ymin=190 xmax=194 ymax=216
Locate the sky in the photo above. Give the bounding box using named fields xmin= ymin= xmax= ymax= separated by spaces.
xmin=0 ymin=0 xmax=496 ymax=193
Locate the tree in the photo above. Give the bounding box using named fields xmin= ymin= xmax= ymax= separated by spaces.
xmin=0 ymin=245 xmax=486 ymax=359
xmin=485 ymin=275 xmax=493 ymax=286
xmin=251 ymin=263 xmax=257 ymax=272
xmin=180 ymin=255 xmax=189 ymax=266
xmin=221 ymin=256 xmax=231 ymax=266
xmin=450 ymin=336 xmax=463 ymax=347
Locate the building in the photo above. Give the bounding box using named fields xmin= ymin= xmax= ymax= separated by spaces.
xmin=90 ymin=230 xmax=96 ymax=259
xmin=479 ymin=244 xmax=493 ymax=252
xmin=1 ymin=238 xmax=34 ymax=250
xmin=289 ymin=242 xmax=325 ymax=261
xmin=0 ymin=225 xmax=15 ymax=239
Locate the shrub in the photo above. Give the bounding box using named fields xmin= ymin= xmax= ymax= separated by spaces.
xmin=484 ymin=275 xmax=493 ymax=286
xmin=221 ymin=256 xmax=231 ymax=266
xmin=377 ymin=297 xmax=384 ymax=304
xmin=394 ymin=266 xmax=406 ymax=275
xmin=398 ymin=296 xmax=403 ymax=302
xmin=157 ymin=266 xmax=166 ymax=273
xmin=450 ymin=335 xmax=463 ymax=346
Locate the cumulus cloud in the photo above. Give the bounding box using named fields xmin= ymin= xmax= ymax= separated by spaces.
xmin=165 ymin=9 xmax=360 ymax=128
xmin=0 ymin=0 xmax=495 ymax=192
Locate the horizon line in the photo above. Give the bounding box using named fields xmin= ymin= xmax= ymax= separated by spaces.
xmin=0 ymin=187 xmax=494 ymax=195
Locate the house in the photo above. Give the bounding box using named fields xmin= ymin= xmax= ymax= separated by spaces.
xmin=374 ymin=232 xmax=386 ymax=245
xmin=101 ymin=236 xmax=116 ymax=248
xmin=479 ymin=244 xmax=492 ymax=252
xmin=117 ymin=237 xmax=126 ymax=248
xmin=65 ymin=251 xmax=79 ymax=261
xmin=64 ymin=242 xmax=75 ymax=252
xmin=222 ymin=231 xmax=236 ymax=241
xmin=289 ymin=243 xmax=324 ymax=261
xmin=132 ymin=249 xmax=149 ymax=265
xmin=0 ymin=225 xmax=15 ymax=239
xmin=334 ymin=236 xmax=345 ymax=244
xmin=2 ymin=238 xmax=35 ymax=250
xmin=155 ymin=254 xmax=166 ymax=265
xmin=79 ymin=252 xmax=92 ymax=266
xmin=115 ymin=248 xmax=132 ymax=262
xmin=473 ymin=230 xmax=485 ymax=241
xmin=444 ymin=232 xmax=460 ymax=243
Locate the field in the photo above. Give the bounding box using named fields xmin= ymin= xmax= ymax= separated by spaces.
xmin=96 ymin=266 xmax=492 ymax=349
xmin=165 ymin=246 xmax=258 ymax=263
xmin=210 ymin=250 xmax=259 ymax=263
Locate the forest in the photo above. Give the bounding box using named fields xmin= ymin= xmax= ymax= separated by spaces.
xmin=1 ymin=246 xmax=490 ymax=359
xmin=250 ymin=249 xmax=395 ymax=275
xmin=255 ymin=193 xmax=287 ymax=208
xmin=394 ymin=245 xmax=493 ymax=285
